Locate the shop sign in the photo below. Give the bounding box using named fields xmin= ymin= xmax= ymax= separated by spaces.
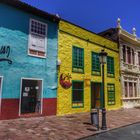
xmin=60 ymin=73 xmax=72 ymax=89
xmin=0 ymin=46 xmax=12 ymax=64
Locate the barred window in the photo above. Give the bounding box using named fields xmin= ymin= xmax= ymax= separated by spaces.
xmin=31 ymin=20 xmax=46 ymax=36
xmin=92 ymin=52 xmax=100 ymax=75
xmin=72 ymin=81 xmax=84 ymax=108
xmin=28 ymin=19 xmax=47 ymax=57
xmin=107 ymin=56 xmax=114 ymax=77
xmin=72 ymin=46 xmax=84 ymax=73
xmin=107 ymin=84 xmax=115 ymax=105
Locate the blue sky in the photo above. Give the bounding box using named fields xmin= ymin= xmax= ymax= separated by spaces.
xmin=22 ymin=0 xmax=140 ymax=36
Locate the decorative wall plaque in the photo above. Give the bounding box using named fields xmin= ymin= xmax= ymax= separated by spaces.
xmin=60 ymin=73 xmax=72 ymax=89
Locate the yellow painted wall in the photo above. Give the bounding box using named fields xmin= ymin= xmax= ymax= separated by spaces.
xmin=57 ymin=20 xmax=122 ymax=116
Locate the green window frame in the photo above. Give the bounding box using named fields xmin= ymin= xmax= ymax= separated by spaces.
xmin=107 ymin=84 xmax=115 ymax=105
xmin=91 ymin=52 xmax=101 ymax=75
xmin=72 ymin=46 xmax=84 ymax=73
xmin=107 ymin=56 xmax=115 ymax=77
xmin=72 ymin=81 xmax=84 ymax=108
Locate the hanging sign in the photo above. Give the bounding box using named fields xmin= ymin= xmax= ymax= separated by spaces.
xmin=0 ymin=46 xmax=12 ymax=64
xmin=60 ymin=73 xmax=72 ymax=89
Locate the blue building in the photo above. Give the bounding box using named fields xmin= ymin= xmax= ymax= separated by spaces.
xmin=0 ymin=0 xmax=59 ymax=119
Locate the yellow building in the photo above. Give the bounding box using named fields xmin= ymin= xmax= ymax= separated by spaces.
xmin=57 ymin=20 xmax=122 ymax=116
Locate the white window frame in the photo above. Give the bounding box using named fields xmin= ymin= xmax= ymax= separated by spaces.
xmin=19 ymin=77 xmax=43 ymax=116
xmin=28 ymin=18 xmax=48 ymax=58
xmin=0 ymin=76 xmax=3 ymax=114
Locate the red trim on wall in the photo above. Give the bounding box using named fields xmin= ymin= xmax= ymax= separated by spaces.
xmin=0 ymin=99 xmax=19 ymax=120
xmin=42 ymin=98 xmax=57 ymax=116
xmin=0 ymin=98 xmax=57 ymax=120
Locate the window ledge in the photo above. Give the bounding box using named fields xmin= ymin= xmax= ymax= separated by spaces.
xmin=72 ymin=71 xmax=84 ymax=74
xmin=107 ymin=76 xmax=115 ymax=78
xmin=28 ymin=53 xmax=46 ymax=59
xmin=122 ymin=97 xmax=140 ymax=100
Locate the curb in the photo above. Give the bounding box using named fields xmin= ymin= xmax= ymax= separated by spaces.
xmin=78 ymin=121 xmax=140 ymax=140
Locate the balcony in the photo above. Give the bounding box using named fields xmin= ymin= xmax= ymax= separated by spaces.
xmin=121 ymin=62 xmax=140 ymax=74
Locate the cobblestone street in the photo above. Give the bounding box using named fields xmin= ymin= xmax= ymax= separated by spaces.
xmin=0 ymin=108 xmax=140 ymax=140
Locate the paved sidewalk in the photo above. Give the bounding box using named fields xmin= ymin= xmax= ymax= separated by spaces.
xmin=0 ymin=108 xmax=140 ymax=140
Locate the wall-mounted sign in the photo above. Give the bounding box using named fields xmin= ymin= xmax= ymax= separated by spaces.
xmin=25 ymin=87 xmax=30 ymax=92
xmin=23 ymin=92 xmax=28 ymax=97
xmin=0 ymin=46 xmax=12 ymax=64
xmin=60 ymin=73 xmax=72 ymax=89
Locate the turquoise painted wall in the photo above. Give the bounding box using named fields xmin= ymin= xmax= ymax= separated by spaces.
xmin=0 ymin=4 xmax=58 ymax=99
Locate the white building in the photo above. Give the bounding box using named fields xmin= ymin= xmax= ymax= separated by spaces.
xmin=99 ymin=18 xmax=140 ymax=108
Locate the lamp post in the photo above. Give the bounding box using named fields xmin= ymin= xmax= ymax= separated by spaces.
xmin=99 ymin=49 xmax=108 ymax=130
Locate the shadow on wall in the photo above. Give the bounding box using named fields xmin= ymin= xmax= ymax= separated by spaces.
xmin=0 ymin=3 xmax=58 ymax=39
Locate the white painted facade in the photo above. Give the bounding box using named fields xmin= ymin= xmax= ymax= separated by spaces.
xmin=118 ymin=19 xmax=140 ymax=108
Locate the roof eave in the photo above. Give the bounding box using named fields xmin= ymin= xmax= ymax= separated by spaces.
xmin=0 ymin=0 xmax=60 ymax=23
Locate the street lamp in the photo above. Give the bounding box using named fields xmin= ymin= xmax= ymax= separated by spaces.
xmin=99 ymin=49 xmax=108 ymax=130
